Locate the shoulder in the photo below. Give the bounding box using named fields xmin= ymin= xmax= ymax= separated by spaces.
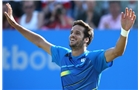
xmin=87 ymin=49 xmax=105 ymax=58
xmin=51 ymin=45 xmax=71 ymax=55
xmin=51 ymin=45 xmax=70 ymax=51
xmin=88 ymin=49 xmax=104 ymax=54
xmin=50 ymin=45 xmax=71 ymax=66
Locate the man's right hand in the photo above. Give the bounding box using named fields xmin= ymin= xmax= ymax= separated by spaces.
xmin=4 ymin=3 xmax=17 ymax=27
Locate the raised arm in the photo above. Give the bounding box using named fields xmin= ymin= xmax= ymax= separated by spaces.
xmin=105 ymin=7 xmax=136 ymax=62
xmin=4 ymin=3 xmax=53 ymax=55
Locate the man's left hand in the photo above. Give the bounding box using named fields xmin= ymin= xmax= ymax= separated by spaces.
xmin=121 ymin=7 xmax=136 ymax=31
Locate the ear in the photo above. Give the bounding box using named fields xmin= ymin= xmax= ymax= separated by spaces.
xmin=84 ymin=37 xmax=89 ymax=44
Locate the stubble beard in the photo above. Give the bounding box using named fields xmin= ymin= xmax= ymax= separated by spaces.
xmin=69 ymin=40 xmax=84 ymax=50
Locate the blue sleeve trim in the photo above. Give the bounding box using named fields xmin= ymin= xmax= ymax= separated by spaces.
xmin=107 ymin=61 xmax=113 ymax=67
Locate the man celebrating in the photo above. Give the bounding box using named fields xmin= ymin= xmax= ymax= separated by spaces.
xmin=4 ymin=3 xmax=136 ymax=90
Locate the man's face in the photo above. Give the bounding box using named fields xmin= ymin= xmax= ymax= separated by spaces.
xmin=23 ymin=1 xmax=35 ymax=14
xmin=69 ymin=25 xmax=85 ymax=48
xmin=109 ymin=2 xmax=120 ymax=16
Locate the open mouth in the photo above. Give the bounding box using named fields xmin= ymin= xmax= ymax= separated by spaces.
xmin=70 ymin=38 xmax=76 ymax=43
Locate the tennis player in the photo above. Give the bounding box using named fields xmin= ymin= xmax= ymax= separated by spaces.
xmin=4 ymin=3 xmax=136 ymax=90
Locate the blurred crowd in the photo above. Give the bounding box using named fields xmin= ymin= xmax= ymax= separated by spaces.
xmin=3 ymin=0 xmax=138 ymax=30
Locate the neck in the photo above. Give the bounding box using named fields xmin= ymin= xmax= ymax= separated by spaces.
xmin=71 ymin=46 xmax=87 ymax=56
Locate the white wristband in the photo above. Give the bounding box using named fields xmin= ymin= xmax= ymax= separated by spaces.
xmin=121 ymin=27 xmax=130 ymax=37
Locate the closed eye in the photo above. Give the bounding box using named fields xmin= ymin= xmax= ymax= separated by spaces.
xmin=70 ymin=30 xmax=81 ymax=35
xmin=75 ymin=31 xmax=80 ymax=35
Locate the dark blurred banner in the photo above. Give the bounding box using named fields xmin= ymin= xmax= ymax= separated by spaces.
xmin=3 ymin=29 xmax=138 ymax=90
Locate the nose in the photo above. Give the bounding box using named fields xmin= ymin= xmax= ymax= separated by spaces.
xmin=70 ymin=33 xmax=75 ymax=38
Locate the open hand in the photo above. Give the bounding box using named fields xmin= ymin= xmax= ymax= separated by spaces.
xmin=4 ymin=3 xmax=17 ymax=27
xmin=121 ymin=7 xmax=136 ymax=31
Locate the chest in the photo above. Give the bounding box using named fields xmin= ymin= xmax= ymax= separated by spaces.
xmin=60 ymin=56 xmax=94 ymax=77
xmin=60 ymin=55 xmax=99 ymax=89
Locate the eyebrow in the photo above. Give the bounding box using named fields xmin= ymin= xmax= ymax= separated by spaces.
xmin=70 ymin=29 xmax=82 ymax=34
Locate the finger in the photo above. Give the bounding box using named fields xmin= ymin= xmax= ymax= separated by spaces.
xmin=7 ymin=3 xmax=12 ymax=15
xmin=125 ymin=7 xmax=129 ymax=16
xmin=129 ymin=8 xmax=132 ymax=17
xmin=132 ymin=15 xmax=136 ymax=21
xmin=6 ymin=3 xmax=12 ymax=15
xmin=121 ymin=12 xmax=125 ymax=19
xmin=6 ymin=3 xmax=10 ymax=15
xmin=131 ymin=11 xmax=135 ymax=18
xmin=4 ymin=12 xmax=10 ymax=20
xmin=4 ymin=12 xmax=8 ymax=17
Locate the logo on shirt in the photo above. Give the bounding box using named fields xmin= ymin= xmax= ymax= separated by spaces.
xmin=61 ymin=70 xmax=71 ymax=77
xmin=81 ymin=58 xmax=86 ymax=63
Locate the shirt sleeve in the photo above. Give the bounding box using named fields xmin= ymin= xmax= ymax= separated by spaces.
xmin=91 ymin=49 xmax=113 ymax=73
xmin=50 ymin=45 xmax=70 ymax=67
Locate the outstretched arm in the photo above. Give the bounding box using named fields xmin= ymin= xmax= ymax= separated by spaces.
xmin=105 ymin=7 xmax=136 ymax=62
xmin=4 ymin=3 xmax=53 ymax=55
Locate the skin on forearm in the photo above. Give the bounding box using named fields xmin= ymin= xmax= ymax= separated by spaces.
xmin=12 ymin=23 xmax=53 ymax=55
xmin=114 ymin=35 xmax=127 ymax=56
xmin=105 ymin=35 xmax=128 ymax=62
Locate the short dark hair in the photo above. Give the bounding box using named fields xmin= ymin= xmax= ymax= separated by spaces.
xmin=72 ymin=20 xmax=94 ymax=46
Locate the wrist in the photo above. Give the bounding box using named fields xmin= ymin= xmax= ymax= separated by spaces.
xmin=121 ymin=27 xmax=130 ymax=37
